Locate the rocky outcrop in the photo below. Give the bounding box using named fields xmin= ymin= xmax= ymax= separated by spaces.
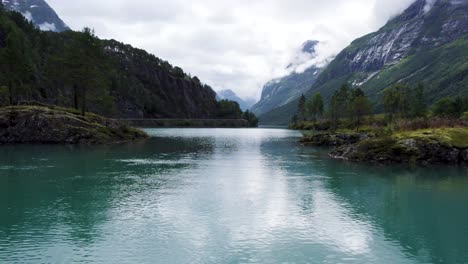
xmin=329 ymin=131 xmax=468 ymax=165
xmin=0 ymin=106 xmax=148 ymax=144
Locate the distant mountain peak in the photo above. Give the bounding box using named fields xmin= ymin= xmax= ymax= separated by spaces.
xmin=217 ymin=89 xmax=256 ymax=111
xmin=258 ymin=0 xmax=468 ymax=125
xmin=251 ymin=39 xmax=324 ymax=116
xmin=2 ymin=0 xmax=69 ymax=32
xmin=301 ymin=40 xmax=319 ymax=54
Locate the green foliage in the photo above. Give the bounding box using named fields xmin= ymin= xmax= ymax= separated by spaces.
xmin=297 ymin=94 xmax=307 ymax=122
xmin=306 ymin=93 xmax=324 ymax=121
xmin=242 ymin=110 xmax=259 ymax=127
xmin=173 ymin=67 xmax=185 ymax=78
xmin=410 ymin=84 xmax=427 ymax=118
xmin=328 ymin=84 xmax=351 ymax=130
xmin=0 ymin=9 xmax=216 ymax=119
xmin=432 ymin=96 xmax=468 ymax=119
xmin=216 ymin=100 xmax=242 ymax=119
xmin=350 ymin=94 xmax=373 ymax=131
xmin=382 ymin=83 xmax=429 ymax=123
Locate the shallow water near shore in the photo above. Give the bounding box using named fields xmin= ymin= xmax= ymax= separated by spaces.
xmin=1 ymin=128 xmax=467 ymax=263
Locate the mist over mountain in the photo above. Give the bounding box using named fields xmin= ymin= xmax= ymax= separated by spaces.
xmin=2 ymin=0 xmax=68 ymax=31
xmin=259 ymin=0 xmax=468 ymax=125
xmin=251 ymin=40 xmax=325 ymax=116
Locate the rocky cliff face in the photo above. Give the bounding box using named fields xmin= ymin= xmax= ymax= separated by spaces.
xmin=260 ymin=0 xmax=468 ymax=125
xmin=251 ymin=40 xmax=324 ymax=116
xmin=2 ymin=0 xmax=68 ymax=31
xmin=343 ymin=0 xmax=467 ymax=81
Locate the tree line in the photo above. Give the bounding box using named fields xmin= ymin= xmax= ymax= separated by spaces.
xmin=0 ymin=7 xmax=225 ymax=119
xmin=216 ymin=99 xmax=258 ymax=127
xmin=293 ymin=82 xmax=467 ymax=131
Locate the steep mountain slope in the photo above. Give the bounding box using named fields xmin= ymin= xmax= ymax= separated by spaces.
xmin=217 ymin=89 xmax=255 ymax=111
xmin=2 ymin=0 xmax=68 ymax=31
xmin=260 ymin=0 xmax=468 ymax=125
xmin=0 ymin=7 xmax=219 ymax=119
xmin=251 ymin=40 xmax=324 ymax=116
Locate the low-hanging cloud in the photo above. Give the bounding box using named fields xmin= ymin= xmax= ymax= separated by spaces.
xmin=48 ymin=0 xmax=417 ymax=100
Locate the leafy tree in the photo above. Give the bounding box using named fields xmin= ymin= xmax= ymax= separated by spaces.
xmin=432 ymin=97 xmax=455 ymax=118
xmin=452 ymin=96 xmax=467 ymax=118
xmin=217 ymin=100 xmax=242 ymax=119
xmin=328 ymin=93 xmax=340 ymax=131
xmin=382 ymin=83 xmax=410 ymax=122
xmin=350 ymin=94 xmax=373 ymax=131
xmin=410 ymin=84 xmax=427 ymax=118
xmin=328 ymin=84 xmax=351 ymax=130
xmin=432 ymin=96 xmax=468 ymax=118
xmin=306 ymin=93 xmax=324 ymax=121
xmin=242 ymin=110 xmax=259 ymax=127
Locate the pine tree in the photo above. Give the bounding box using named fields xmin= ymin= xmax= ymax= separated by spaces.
xmin=297 ymin=94 xmax=307 ymax=122
xmin=1 ymin=25 xmax=33 ymax=105
xmin=350 ymin=93 xmax=373 ymax=131
xmin=306 ymin=93 xmax=324 ymax=121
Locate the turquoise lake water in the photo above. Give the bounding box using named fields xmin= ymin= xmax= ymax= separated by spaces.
xmin=1 ymin=128 xmax=467 ymax=263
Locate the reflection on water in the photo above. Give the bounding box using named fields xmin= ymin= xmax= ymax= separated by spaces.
xmin=0 ymin=128 xmax=467 ymax=263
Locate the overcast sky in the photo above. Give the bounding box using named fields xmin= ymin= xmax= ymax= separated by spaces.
xmin=48 ymin=0 xmax=416 ymax=100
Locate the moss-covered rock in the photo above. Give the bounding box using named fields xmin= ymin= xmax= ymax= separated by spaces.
xmin=329 ymin=128 xmax=468 ymax=165
xmin=300 ymin=132 xmax=375 ymax=146
xmin=0 ymin=106 xmax=148 ymax=144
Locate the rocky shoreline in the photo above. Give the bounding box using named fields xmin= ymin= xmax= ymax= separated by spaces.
xmin=301 ymin=128 xmax=468 ymax=165
xmin=0 ymin=106 xmax=148 ymax=144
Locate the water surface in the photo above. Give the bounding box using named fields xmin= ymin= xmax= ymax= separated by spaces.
xmin=1 ymin=128 xmax=467 ymax=263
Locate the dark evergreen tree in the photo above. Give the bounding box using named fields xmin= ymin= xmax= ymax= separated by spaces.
xmin=306 ymin=93 xmax=324 ymax=121
xmin=242 ymin=110 xmax=259 ymax=127
xmin=297 ymin=94 xmax=307 ymax=122
xmin=350 ymin=92 xmax=373 ymax=131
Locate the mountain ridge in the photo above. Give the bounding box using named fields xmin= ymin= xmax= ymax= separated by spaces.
xmin=2 ymin=0 xmax=68 ymax=31
xmin=259 ymin=0 xmax=468 ymax=125
xmin=251 ymin=40 xmax=324 ymax=116
xmin=0 ymin=5 xmax=222 ymax=119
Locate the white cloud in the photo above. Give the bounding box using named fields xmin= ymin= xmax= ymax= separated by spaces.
xmin=47 ymin=0 xmax=416 ymax=100
xmin=38 ymin=22 xmax=57 ymax=31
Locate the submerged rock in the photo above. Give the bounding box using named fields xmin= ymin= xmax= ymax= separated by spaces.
xmin=0 ymin=106 xmax=148 ymax=144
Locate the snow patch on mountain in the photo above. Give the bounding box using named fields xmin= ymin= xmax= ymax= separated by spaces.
xmin=424 ymin=0 xmax=437 ymax=13
xmin=39 ymin=22 xmax=56 ymax=31
xmin=2 ymin=0 xmax=69 ymax=32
